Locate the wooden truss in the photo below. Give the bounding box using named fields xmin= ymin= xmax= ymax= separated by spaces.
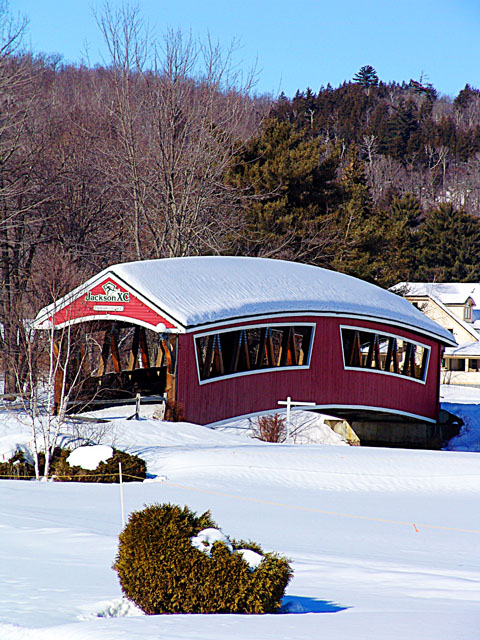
xmin=196 ymin=325 xmax=309 ymax=380
xmin=53 ymin=322 xmax=177 ymax=412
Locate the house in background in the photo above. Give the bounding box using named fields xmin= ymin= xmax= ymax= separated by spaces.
xmin=394 ymin=283 xmax=480 ymax=385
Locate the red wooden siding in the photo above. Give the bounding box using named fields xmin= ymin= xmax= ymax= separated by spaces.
xmin=50 ymin=277 xmax=177 ymax=330
xmin=176 ymin=315 xmax=442 ymax=425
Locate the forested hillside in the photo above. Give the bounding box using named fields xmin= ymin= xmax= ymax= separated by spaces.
xmin=2 ymin=4 xmax=480 ymax=391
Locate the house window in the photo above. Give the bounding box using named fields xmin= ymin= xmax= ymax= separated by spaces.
xmin=449 ymin=358 xmax=466 ymax=372
xmin=468 ymin=359 xmax=479 ymax=372
xmin=464 ymin=304 xmax=472 ymax=321
xmin=195 ymin=324 xmax=314 ymax=382
xmin=340 ymin=326 xmax=430 ymax=382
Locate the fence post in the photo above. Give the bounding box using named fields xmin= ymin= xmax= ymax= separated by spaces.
xmin=135 ymin=393 xmax=141 ymax=420
xmin=119 ymin=462 xmax=125 ymax=529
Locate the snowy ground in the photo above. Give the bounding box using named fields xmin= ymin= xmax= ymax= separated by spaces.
xmin=1 ymin=388 xmax=480 ymax=639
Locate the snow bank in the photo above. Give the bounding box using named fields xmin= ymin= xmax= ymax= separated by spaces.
xmin=2 ymin=386 xmax=480 ymax=639
xmin=440 ymin=384 xmax=480 ymax=451
xmin=212 ymin=410 xmax=348 ymax=446
xmin=67 ymin=445 xmax=113 ymax=470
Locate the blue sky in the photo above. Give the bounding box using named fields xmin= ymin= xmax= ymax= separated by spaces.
xmin=12 ymin=0 xmax=480 ymax=98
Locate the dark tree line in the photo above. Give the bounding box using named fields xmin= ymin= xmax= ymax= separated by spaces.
xmin=2 ymin=1 xmax=480 ymax=393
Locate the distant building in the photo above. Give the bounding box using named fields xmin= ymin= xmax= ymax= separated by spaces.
xmin=394 ymin=282 xmax=480 ymax=385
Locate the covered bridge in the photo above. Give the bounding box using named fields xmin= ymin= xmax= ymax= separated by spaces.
xmin=33 ymin=257 xmax=456 ymax=441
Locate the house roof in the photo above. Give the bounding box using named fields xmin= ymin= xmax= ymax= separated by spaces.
xmin=394 ymin=282 xmax=478 ymax=306
xmin=34 ymin=257 xmax=456 ymax=344
xmin=445 ymin=341 xmax=480 ymax=357
xmin=393 ymin=281 xmax=479 ymax=343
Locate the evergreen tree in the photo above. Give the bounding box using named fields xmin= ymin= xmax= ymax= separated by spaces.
xmin=353 ymin=65 xmax=379 ymax=88
xmin=332 ymin=146 xmax=382 ymax=282
xmin=453 ymin=84 xmax=480 ymax=110
xmin=416 ymin=203 xmax=480 ymax=281
xmin=378 ymin=194 xmax=422 ymax=286
xmin=408 ymin=78 xmax=437 ymax=104
xmin=385 ymin=100 xmax=420 ymax=160
xmin=226 ymin=118 xmax=341 ymax=264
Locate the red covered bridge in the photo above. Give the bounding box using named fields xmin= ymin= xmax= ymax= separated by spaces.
xmin=33 ymin=257 xmax=456 ymax=440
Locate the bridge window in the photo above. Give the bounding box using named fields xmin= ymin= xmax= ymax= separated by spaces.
xmin=195 ymin=324 xmax=314 ymax=382
xmin=341 ymin=326 xmax=430 ymax=382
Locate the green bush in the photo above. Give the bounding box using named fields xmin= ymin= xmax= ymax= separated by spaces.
xmin=52 ymin=448 xmax=146 ymax=483
xmin=0 ymin=447 xmax=146 ymax=482
xmin=113 ymin=503 xmax=293 ymax=614
xmin=0 ymin=450 xmax=34 ymax=480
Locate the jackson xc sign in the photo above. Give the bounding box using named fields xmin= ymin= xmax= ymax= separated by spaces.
xmin=85 ymin=282 xmax=130 ymax=304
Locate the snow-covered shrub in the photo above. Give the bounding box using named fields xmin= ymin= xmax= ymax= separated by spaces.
xmin=114 ymin=503 xmax=293 ymax=614
xmin=0 ymin=450 xmax=34 ymax=480
xmin=52 ymin=448 xmax=146 ymax=483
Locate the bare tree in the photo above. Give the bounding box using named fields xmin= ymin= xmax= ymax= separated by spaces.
xmin=0 ymin=9 xmax=47 ymax=393
xmin=10 ymin=310 xmax=87 ymax=480
xmin=93 ymin=4 xmax=266 ymax=260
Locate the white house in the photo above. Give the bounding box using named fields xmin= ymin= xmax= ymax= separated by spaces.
xmin=393 ymin=282 xmax=480 ymax=385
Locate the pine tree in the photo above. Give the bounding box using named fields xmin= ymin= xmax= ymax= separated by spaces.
xmin=353 ymin=65 xmax=379 ymax=89
xmin=385 ymin=100 xmax=420 ymax=160
xmin=453 ymin=84 xmax=480 ymax=110
xmin=332 ymin=146 xmax=381 ymax=282
xmin=416 ymin=203 xmax=480 ymax=281
xmin=378 ymin=194 xmax=422 ymax=286
xmin=226 ymin=118 xmax=341 ymax=264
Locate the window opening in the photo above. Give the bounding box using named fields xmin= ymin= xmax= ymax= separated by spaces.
xmin=195 ymin=324 xmax=313 ymax=382
xmin=341 ymin=327 xmax=429 ymax=382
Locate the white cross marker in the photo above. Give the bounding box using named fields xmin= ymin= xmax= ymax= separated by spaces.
xmin=277 ymin=396 xmax=316 ymax=442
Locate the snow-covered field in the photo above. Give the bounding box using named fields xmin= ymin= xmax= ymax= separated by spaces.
xmin=1 ymin=386 xmax=480 ymax=639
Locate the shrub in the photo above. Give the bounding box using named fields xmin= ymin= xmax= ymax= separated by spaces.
xmin=252 ymin=413 xmax=287 ymax=442
xmin=52 ymin=448 xmax=146 ymax=483
xmin=96 ymin=449 xmax=147 ymax=483
xmin=0 ymin=447 xmax=146 ymax=482
xmin=0 ymin=450 xmax=34 ymax=480
xmin=114 ymin=503 xmax=293 ymax=614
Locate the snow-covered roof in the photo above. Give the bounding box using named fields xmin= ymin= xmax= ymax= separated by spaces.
xmin=35 ymin=257 xmax=455 ymax=344
xmin=444 ymin=341 xmax=480 ymax=357
xmin=393 ymin=282 xmax=479 ymax=343
xmin=395 ymin=282 xmax=478 ymax=306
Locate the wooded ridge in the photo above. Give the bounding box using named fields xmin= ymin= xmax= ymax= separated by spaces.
xmin=1 ymin=4 xmax=479 ymax=393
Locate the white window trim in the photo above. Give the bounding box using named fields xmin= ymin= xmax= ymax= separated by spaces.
xmin=339 ymin=324 xmax=431 ymax=385
xmin=194 ymin=322 xmax=315 ymax=385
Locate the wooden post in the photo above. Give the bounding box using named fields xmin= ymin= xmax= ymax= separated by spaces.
xmin=231 ymin=330 xmax=250 ymax=372
xmin=163 ymin=335 xmax=177 ymax=412
xmin=127 ymin=326 xmax=140 ymax=371
xmin=110 ymin=324 xmax=122 ymax=373
xmin=349 ymin=331 xmax=361 ymax=367
xmin=97 ymin=329 xmax=111 ymax=377
xmin=202 ymin=334 xmax=214 ymax=379
xmin=138 ymin=327 xmax=150 ymax=369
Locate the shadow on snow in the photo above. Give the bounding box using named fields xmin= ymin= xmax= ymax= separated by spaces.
xmin=281 ymin=595 xmax=349 ymax=614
